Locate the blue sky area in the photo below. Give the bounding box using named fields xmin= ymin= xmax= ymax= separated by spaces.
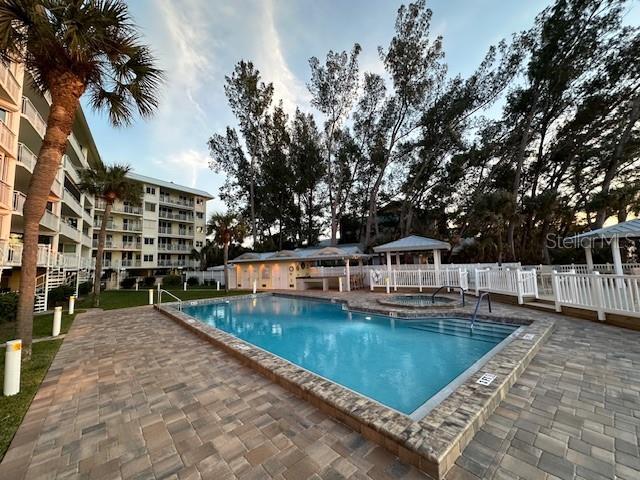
xmin=82 ymin=0 xmax=640 ymax=214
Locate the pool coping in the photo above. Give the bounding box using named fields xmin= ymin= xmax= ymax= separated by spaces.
xmin=156 ymin=293 xmax=555 ymax=479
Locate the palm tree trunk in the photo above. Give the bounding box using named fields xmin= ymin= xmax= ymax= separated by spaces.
xmin=16 ymin=74 xmax=85 ymax=360
xmin=93 ymin=202 xmax=112 ymax=306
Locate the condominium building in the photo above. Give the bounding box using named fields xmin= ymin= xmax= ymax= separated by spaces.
xmin=94 ymin=173 xmax=212 ymax=287
xmin=0 ymin=62 xmax=101 ymax=310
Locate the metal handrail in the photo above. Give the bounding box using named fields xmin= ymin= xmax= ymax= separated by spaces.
xmin=470 ymin=292 xmax=492 ymax=330
xmin=431 ymin=285 xmax=466 ymax=307
xmin=158 ymin=289 xmax=183 ymax=311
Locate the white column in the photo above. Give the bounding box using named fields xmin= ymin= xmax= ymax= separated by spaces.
xmin=584 ymin=245 xmax=594 ymax=273
xmin=611 ymin=237 xmax=623 ymax=276
xmin=396 ymin=253 xmax=401 ymax=265
xmin=386 ymin=251 xmax=392 ymax=294
xmin=345 ymin=259 xmax=351 ymax=292
xmin=433 ymin=249 xmax=442 ymax=286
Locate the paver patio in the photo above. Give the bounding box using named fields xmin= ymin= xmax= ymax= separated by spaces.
xmin=0 ymin=299 xmax=639 ymax=480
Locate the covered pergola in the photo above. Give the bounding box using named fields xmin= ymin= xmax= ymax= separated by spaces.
xmin=373 ymin=235 xmax=451 ymax=283
xmin=565 ymin=219 xmax=640 ymax=275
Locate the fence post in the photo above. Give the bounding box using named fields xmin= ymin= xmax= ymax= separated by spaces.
xmin=418 ymin=268 xmax=423 ymax=293
xmin=552 ymin=270 xmax=561 ymax=312
xmin=593 ymin=272 xmax=605 ymax=321
xmin=474 ymin=269 xmax=480 ymax=296
xmin=393 ymin=270 xmax=397 ymax=292
xmin=338 ymin=277 xmax=343 ymax=292
xmin=531 ymin=269 xmax=539 ymax=299
xmin=369 ymin=270 xmax=374 ymax=291
xmin=385 ymin=277 xmax=390 ymax=294
xmin=516 ymin=269 xmax=524 ymax=304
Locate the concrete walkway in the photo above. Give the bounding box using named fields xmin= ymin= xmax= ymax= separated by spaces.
xmin=0 ymin=303 xmax=639 ymax=479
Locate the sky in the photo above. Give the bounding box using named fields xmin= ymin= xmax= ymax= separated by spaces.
xmin=82 ymin=0 xmax=640 ymax=215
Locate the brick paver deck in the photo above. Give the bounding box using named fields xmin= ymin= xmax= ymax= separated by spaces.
xmin=1 ymin=302 xmax=639 ymax=480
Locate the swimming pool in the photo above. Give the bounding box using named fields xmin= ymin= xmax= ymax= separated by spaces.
xmin=182 ymin=295 xmax=518 ymax=416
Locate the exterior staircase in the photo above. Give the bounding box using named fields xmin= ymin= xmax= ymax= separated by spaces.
xmin=34 ymin=267 xmax=66 ymax=313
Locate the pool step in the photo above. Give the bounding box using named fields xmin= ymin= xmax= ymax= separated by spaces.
xmin=423 ymin=317 xmax=518 ymax=333
xmin=408 ymin=321 xmax=515 ymax=343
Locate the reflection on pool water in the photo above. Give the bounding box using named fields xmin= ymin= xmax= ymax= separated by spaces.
xmin=182 ymin=295 xmax=517 ymax=415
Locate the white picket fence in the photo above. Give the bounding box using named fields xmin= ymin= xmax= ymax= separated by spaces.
xmin=369 ymin=267 xmax=469 ymax=292
xmin=552 ymin=271 xmax=640 ymax=320
xmin=474 ymin=268 xmax=538 ymax=304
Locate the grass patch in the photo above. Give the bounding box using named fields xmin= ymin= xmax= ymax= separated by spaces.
xmin=0 ymin=339 xmax=63 ymax=460
xmin=0 ymin=311 xmax=83 ymax=345
xmin=76 ymin=289 xmax=250 ymax=311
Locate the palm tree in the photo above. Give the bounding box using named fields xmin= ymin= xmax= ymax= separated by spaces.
xmin=207 ymin=213 xmax=246 ymax=289
xmin=79 ymin=163 xmax=142 ymax=306
xmin=0 ymin=1 xmax=163 ymax=357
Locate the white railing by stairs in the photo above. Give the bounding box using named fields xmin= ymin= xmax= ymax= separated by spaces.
xmin=369 ymin=267 xmax=469 ymax=292
xmin=474 ymin=268 xmax=538 ymax=304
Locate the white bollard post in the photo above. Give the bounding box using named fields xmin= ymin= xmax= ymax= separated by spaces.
xmin=183 ymin=281 xmax=187 ymax=291
xmin=135 ymin=281 xmax=139 ymax=291
xmin=3 ymin=340 xmax=21 ymax=396
xmin=148 ymin=289 xmax=154 ymax=305
xmin=216 ymin=281 xmax=220 ymax=291
xmin=157 ymin=283 xmax=161 ymax=295
xmin=338 ymin=277 xmax=343 ymax=292
xmin=53 ymin=306 xmax=62 ymax=337
xmin=68 ymin=296 xmax=75 ymax=315
xmin=253 ymin=279 xmax=257 ymax=294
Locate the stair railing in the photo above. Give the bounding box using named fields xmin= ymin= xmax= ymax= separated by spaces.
xmin=470 ymin=292 xmax=492 ymax=330
xmin=430 ymin=285 xmax=466 ymax=306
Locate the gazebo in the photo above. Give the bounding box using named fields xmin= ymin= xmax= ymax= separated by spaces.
xmin=565 ymin=218 xmax=640 ymax=275
xmin=373 ymin=235 xmax=451 ymax=281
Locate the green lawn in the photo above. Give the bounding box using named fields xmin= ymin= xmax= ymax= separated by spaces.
xmin=0 ymin=310 xmax=81 ymax=344
xmin=75 ymin=289 xmax=250 ymax=311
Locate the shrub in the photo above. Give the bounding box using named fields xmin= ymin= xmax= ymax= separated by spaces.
xmin=142 ymin=276 xmax=156 ymax=287
xmin=120 ymin=277 xmax=137 ymax=289
xmin=186 ymin=276 xmax=199 ymax=287
xmin=0 ymin=292 xmax=19 ymax=322
xmin=78 ymin=281 xmax=91 ymax=296
xmin=48 ymin=285 xmax=75 ymax=307
xmin=162 ymin=274 xmax=182 ymax=288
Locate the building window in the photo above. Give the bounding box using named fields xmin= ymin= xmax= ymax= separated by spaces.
xmin=145 ymin=202 xmax=156 ymax=212
xmin=144 ymin=254 xmax=154 ymax=262
xmin=196 ymin=198 xmax=203 ymax=205
xmin=196 ymin=212 xmax=204 ymax=219
xmin=196 ymin=241 xmax=203 ymax=247
xmin=144 ymin=237 xmax=154 ymax=245
xmin=196 ymin=226 xmax=203 ymax=233
xmin=145 ymin=186 xmax=156 ymax=195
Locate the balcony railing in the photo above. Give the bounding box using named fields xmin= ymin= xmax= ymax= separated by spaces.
xmin=0 ymin=120 xmax=16 ymax=155
xmin=0 ymin=62 xmax=20 ymax=101
xmin=17 ymin=143 xmax=37 ymax=172
xmin=51 ymin=169 xmax=63 ymax=197
xmin=21 ymin=96 xmax=47 ymax=137
xmin=158 ymin=226 xmax=193 ymax=237
xmin=60 ymin=220 xmax=81 ymax=242
xmin=121 ymin=259 xmax=141 ymax=268
xmin=94 ymin=199 xmax=142 ymax=215
xmin=122 ymin=223 xmax=142 ymax=232
xmin=158 ymin=243 xmax=192 ymax=252
xmin=159 ymin=211 xmax=195 ymax=222
xmin=0 ymin=180 xmax=11 ymax=208
xmin=41 ymin=209 xmax=59 ymax=230
xmin=158 ymin=259 xmax=189 ymax=267
xmin=68 ymin=132 xmax=87 ymax=166
xmin=63 ymin=188 xmax=82 ymax=213
xmin=159 ymin=195 xmax=194 ymax=208
xmin=92 ymin=239 xmax=141 ymax=250
xmin=12 ymin=190 xmax=26 ymax=213
xmin=63 ymin=155 xmax=81 ymax=184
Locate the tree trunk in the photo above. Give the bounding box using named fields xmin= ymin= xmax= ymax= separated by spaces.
xmin=223 ymin=242 xmax=229 ymax=290
xmin=364 ymin=161 xmax=388 ymax=248
xmin=249 ymin=157 xmax=257 ymax=245
xmin=16 ymin=73 xmax=85 ymax=360
xmin=92 ymin=202 xmax=112 ymax=307
xmin=595 ymin=94 xmax=640 ymax=228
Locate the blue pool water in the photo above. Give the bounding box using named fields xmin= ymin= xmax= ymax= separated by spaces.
xmin=182 ymin=295 xmax=517 ymax=414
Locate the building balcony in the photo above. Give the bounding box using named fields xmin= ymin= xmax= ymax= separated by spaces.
xmin=0 ymin=181 xmax=12 ymax=212
xmin=92 ymin=239 xmax=141 ymax=250
xmin=158 ymin=226 xmax=194 ymax=237
xmin=93 ymin=220 xmax=143 ymax=232
xmin=0 ymin=120 xmax=16 ymax=157
xmin=159 ymin=211 xmax=195 ymax=222
xmin=21 ymin=96 xmax=47 ymax=138
xmin=68 ymin=132 xmax=88 ymax=167
xmin=40 ymin=209 xmax=59 ymax=231
xmin=158 ymin=243 xmax=192 ymax=253
xmin=159 ymin=195 xmax=194 ymax=209
xmin=17 ymin=143 xmax=37 ymax=172
xmin=0 ymin=242 xmax=67 ymax=268
xmin=63 ymin=188 xmax=83 ymax=215
xmin=158 ymin=259 xmax=190 ymax=267
xmin=0 ymin=62 xmax=20 ymax=104
xmin=12 ymin=190 xmax=25 ymax=213
xmin=60 ymin=219 xmax=81 ymax=243
xmin=94 ymin=199 xmax=142 ymax=215
xmin=63 ymin=155 xmax=81 ymax=184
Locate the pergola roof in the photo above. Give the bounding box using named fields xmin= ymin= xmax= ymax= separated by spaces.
xmin=230 ymin=245 xmax=369 ymax=263
xmin=565 ymin=219 xmax=640 ymax=246
xmin=373 ymin=235 xmax=451 ymax=253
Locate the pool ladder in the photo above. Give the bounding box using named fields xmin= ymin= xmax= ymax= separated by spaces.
xmin=470 ymin=292 xmax=492 ymax=330
xmin=159 ymin=289 xmax=183 ymax=311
